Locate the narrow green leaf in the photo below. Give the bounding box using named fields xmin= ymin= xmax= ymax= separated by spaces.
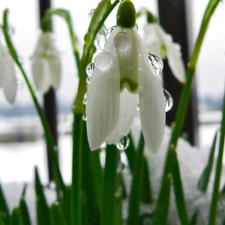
xmin=127 ymin=133 xmax=145 ymax=225
xmin=0 ymin=184 xmax=10 ymax=225
xmin=190 ymin=209 xmax=199 ymax=225
xmin=101 ymin=145 xmax=119 ymax=225
xmin=35 ymin=168 xmax=50 ymax=225
xmin=152 ymin=174 xmax=171 ymax=225
xmin=0 ymin=213 xmax=5 ymax=225
xmin=50 ymin=203 xmax=67 ymax=225
xmin=10 ymin=208 xmax=23 ymax=225
xmin=172 ymin=151 xmax=189 ymax=225
xmin=197 ymin=131 xmax=218 ymax=192
xmin=61 ymin=186 xmax=71 ymax=225
xmin=19 ymin=198 xmax=31 ymax=225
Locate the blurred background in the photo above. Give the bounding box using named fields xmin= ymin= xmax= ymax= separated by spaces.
xmin=0 ymin=0 xmax=225 ymax=183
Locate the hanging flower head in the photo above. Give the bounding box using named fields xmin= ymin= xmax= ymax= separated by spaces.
xmin=143 ymin=13 xmax=186 ymax=83
xmin=86 ymin=0 xmax=166 ymax=153
xmin=0 ymin=38 xmax=17 ymax=104
xmin=31 ymin=32 xmax=61 ymax=94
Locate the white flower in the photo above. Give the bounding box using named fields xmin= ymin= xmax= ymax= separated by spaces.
xmin=32 ymin=32 xmax=61 ymax=94
xmin=0 ymin=40 xmax=17 ymax=104
xmin=144 ymin=23 xmax=186 ymax=83
xmin=86 ymin=26 xmax=165 ymax=153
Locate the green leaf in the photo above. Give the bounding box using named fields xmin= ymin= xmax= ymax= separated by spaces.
xmin=19 ymin=198 xmax=31 ymax=225
xmin=50 ymin=203 xmax=67 ymax=225
xmin=0 ymin=184 xmax=10 ymax=225
xmin=197 ymin=131 xmax=218 ymax=192
xmin=101 ymin=145 xmax=119 ymax=225
xmin=35 ymin=168 xmax=50 ymax=225
xmin=10 ymin=208 xmax=23 ymax=225
xmin=127 ymin=133 xmax=145 ymax=225
xmin=190 ymin=209 xmax=199 ymax=225
xmin=172 ymin=151 xmax=189 ymax=225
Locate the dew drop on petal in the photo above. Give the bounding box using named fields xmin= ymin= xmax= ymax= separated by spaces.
xmin=116 ymin=136 xmax=130 ymax=151
xmin=94 ymin=52 xmax=112 ymax=70
xmin=86 ymin=63 xmax=95 ymax=77
xmin=164 ymin=89 xmax=173 ymax=112
xmin=82 ymin=114 xmax=87 ymax=121
xmin=148 ymin=51 xmax=164 ymax=74
xmin=114 ymin=32 xmax=131 ymax=51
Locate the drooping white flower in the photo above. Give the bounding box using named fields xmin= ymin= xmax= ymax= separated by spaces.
xmin=0 ymin=39 xmax=17 ymax=104
xmin=144 ymin=23 xmax=186 ymax=83
xmin=86 ymin=0 xmax=165 ymax=153
xmin=32 ymin=32 xmax=61 ymax=94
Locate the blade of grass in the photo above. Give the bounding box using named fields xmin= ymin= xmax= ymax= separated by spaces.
xmin=208 ymin=80 xmax=225 ymax=225
xmin=197 ymin=131 xmax=218 ymax=192
xmin=10 ymin=208 xmax=23 ymax=225
xmin=127 ymin=133 xmax=145 ymax=225
xmin=50 ymin=203 xmax=67 ymax=225
xmin=190 ymin=209 xmax=199 ymax=225
xmin=0 ymin=184 xmax=10 ymax=225
xmin=172 ymin=151 xmax=189 ymax=225
xmin=101 ymin=145 xmax=118 ymax=225
xmin=19 ymin=198 xmax=31 ymax=225
xmin=35 ymin=167 xmax=50 ymax=225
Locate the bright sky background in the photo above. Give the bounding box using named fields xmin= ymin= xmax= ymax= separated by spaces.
xmin=0 ymin=0 xmax=225 ymax=107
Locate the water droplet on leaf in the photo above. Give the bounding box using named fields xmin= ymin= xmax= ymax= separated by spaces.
xmin=86 ymin=63 xmax=95 ymax=76
xmin=86 ymin=77 xmax=91 ymax=84
xmin=94 ymin=52 xmax=112 ymax=70
xmin=83 ymin=94 xmax=87 ymax=105
xmin=114 ymin=32 xmax=131 ymax=51
xmin=148 ymin=52 xmax=164 ymax=74
xmin=164 ymin=89 xmax=173 ymax=112
xmin=82 ymin=115 xmax=87 ymax=121
xmin=116 ymin=136 xmax=130 ymax=151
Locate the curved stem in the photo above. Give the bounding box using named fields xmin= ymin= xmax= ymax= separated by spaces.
xmin=2 ymin=9 xmax=65 ymax=195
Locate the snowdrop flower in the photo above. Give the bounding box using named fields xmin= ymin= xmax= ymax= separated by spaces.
xmin=32 ymin=32 xmax=61 ymax=94
xmin=86 ymin=0 xmax=165 ymax=153
xmin=0 ymin=39 xmax=17 ymax=103
xmin=144 ymin=23 xmax=186 ymax=83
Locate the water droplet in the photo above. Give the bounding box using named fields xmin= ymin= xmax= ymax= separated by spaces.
xmin=94 ymin=52 xmax=112 ymax=70
xmin=148 ymin=51 xmax=164 ymax=74
xmin=86 ymin=77 xmax=91 ymax=84
xmin=86 ymin=63 xmax=95 ymax=76
xmin=82 ymin=115 xmax=87 ymax=121
xmin=164 ymin=89 xmax=173 ymax=112
xmin=106 ymin=26 xmax=116 ymax=36
xmin=16 ymin=80 xmax=24 ymax=90
xmin=114 ymin=32 xmax=131 ymax=51
xmin=116 ymin=136 xmax=130 ymax=151
xmin=83 ymin=94 xmax=87 ymax=105
xmin=137 ymin=104 xmax=140 ymax=111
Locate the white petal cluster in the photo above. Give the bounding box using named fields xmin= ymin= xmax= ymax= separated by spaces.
xmin=0 ymin=40 xmax=17 ymax=104
xmin=144 ymin=23 xmax=186 ymax=83
xmin=86 ymin=26 xmax=165 ymax=153
xmin=32 ymin=32 xmax=61 ymax=94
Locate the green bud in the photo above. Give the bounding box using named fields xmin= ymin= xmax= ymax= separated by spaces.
xmin=116 ymin=0 xmax=136 ymax=28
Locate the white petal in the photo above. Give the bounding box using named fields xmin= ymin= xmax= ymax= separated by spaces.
xmin=106 ymin=88 xmax=138 ymax=144
xmin=86 ymin=51 xmax=120 ymax=150
xmin=32 ymin=57 xmax=51 ymax=93
xmin=166 ymin=39 xmax=186 ymax=83
xmin=3 ymin=59 xmax=17 ymax=104
xmin=135 ymin=29 xmax=165 ymax=153
xmin=154 ymin=25 xmax=186 ymax=83
xmin=48 ymin=56 xmax=61 ymax=89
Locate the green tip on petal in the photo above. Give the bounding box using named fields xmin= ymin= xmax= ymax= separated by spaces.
xmin=116 ymin=0 xmax=136 ymax=28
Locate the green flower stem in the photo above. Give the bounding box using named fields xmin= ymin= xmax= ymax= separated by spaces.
xmin=74 ymin=0 xmax=119 ymax=114
xmin=2 ymin=9 xmax=65 ymax=195
xmin=208 ymin=80 xmax=225 ymax=225
xmin=42 ymin=9 xmax=80 ymax=76
xmin=127 ymin=133 xmax=145 ymax=225
xmin=101 ymin=145 xmax=118 ymax=225
xmin=70 ymin=113 xmax=84 ymax=225
xmin=155 ymin=0 xmax=221 ymax=223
